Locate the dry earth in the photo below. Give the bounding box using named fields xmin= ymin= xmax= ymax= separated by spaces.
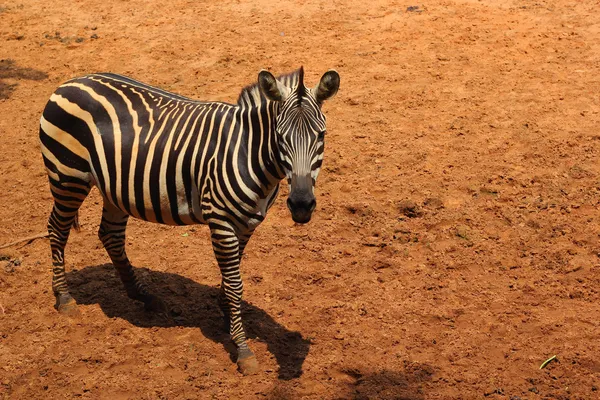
xmin=1 ymin=0 xmax=600 ymax=398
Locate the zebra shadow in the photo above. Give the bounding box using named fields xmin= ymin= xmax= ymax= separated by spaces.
xmin=267 ymin=366 xmax=434 ymax=399
xmin=66 ymin=264 xmax=309 ymax=380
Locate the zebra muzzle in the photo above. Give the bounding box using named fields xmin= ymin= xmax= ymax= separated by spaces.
xmin=287 ymin=192 xmax=316 ymax=224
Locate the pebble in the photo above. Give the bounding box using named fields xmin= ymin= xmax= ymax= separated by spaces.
xmin=424 ymin=197 xmax=444 ymax=209
xmin=455 ymin=225 xmax=470 ymax=240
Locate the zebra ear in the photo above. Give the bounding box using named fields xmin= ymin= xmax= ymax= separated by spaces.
xmin=258 ymin=70 xmax=290 ymax=102
xmin=313 ymin=70 xmax=340 ymax=103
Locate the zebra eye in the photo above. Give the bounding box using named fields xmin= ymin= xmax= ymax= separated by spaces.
xmin=318 ymin=130 xmax=326 ymax=141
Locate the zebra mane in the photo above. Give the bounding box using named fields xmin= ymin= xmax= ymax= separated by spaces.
xmin=237 ymin=68 xmax=303 ymax=106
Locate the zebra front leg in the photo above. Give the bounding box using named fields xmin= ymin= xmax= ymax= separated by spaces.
xmin=218 ymin=231 xmax=253 ymax=330
xmin=238 ymin=231 xmax=253 ymax=258
xmin=98 ymin=206 xmax=167 ymax=314
xmin=210 ymin=223 xmax=259 ymax=375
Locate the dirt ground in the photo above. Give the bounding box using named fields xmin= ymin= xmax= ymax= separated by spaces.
xmin=1 ymin=0 xmax=599 ymax=398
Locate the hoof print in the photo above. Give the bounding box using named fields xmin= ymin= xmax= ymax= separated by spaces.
xmin=237 ymin=355 xmax=259 ymax=376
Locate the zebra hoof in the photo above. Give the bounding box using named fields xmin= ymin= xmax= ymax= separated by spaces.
xmin=143 ymin=294 xmax=168 ymax=314
xmin=237 ymin=353 xmax=259 ymax=375
xmin=55 ymin=295 xmax=80 ymax=318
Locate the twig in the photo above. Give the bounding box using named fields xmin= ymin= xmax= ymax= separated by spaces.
xmin=0 ymin=303 xmax=5 ymax=314
xmin=540 ymin=355 xmax=557 ymax=369
xmin=0 ymin=232 xmax=49 ymax=250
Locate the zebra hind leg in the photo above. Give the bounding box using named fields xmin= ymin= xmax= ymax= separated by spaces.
xmin=98 ymin=206 xmax=168 ymax=314
xmin=47 ymin=178 xmax=91 ymax=317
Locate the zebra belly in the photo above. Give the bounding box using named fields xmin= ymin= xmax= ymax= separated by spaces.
xmin=94 ymin=169 xmax=205 ymax=226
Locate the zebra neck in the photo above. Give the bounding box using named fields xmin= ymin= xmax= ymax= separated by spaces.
xmin=238 ymin=101 xmax=286 ymax=191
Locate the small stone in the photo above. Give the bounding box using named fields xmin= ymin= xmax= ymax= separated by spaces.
xmin=90 ymin=34 xmax=98 ymax=40
xmin=528 ymin=387 xmax=539 ymax=394
xmin=170 ymin=306 xmax=182 ymax=316
xmin=423 ymin=197 xmax=444 ymax=209
xmin=7 ymin=33 xmax=24 ymax=40
xmin=569 ymin=165 xmax=589 ymax=179
xmin=455 ymin=225 xmax=470 ymax=240
xmin=480 ymin=186 xmax=499 ymax=196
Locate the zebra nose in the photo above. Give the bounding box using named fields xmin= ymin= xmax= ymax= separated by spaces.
xmin=287 ymin=195 xmax=316 ymax=224
xmin=287 ymin=196 xmax=316 ymax=212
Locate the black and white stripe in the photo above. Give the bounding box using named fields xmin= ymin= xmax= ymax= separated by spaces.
xmin=39 ymin=67 xmax=340 ymax=374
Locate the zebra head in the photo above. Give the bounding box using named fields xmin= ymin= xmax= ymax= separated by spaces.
xmin=258 ymin=67 xmax=340 ymax=223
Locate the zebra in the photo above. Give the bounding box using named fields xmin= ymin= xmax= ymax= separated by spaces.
xmin=39 ymin=67 xmax=340 ymax=375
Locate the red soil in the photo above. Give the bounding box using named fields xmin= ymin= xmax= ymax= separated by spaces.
xmin=1 ymin=0 xmax=599 ymax=398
